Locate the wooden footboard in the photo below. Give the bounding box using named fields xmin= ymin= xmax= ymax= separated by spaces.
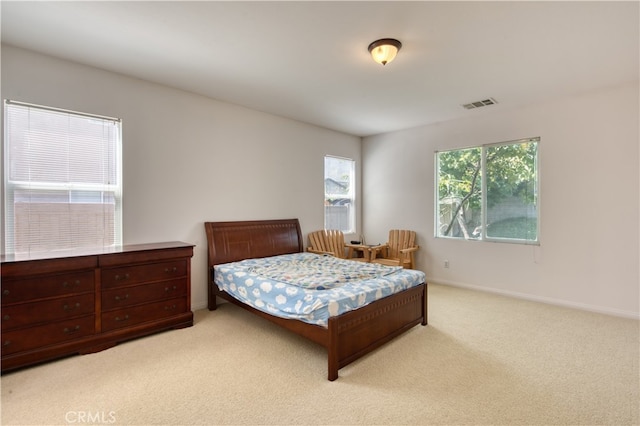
xmin=205 ymin=219 xmax=427 ymax=380
xmin=327 ymin=283 xmax=427 ymax=381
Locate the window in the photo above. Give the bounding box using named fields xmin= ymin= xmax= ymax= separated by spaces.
xmin=324 ymin=155 xmax=355 ymax=233
xmin=436 ymin=137 xmax=539 ymax=244
xmin=3 ymin=100 xmax=122 ymax=254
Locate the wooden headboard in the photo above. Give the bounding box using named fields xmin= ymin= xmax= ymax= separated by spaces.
xmin=204 ymin=218 xmax=303 ymax=267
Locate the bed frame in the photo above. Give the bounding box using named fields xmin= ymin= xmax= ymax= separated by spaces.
xmin=205 ymin=218 xmax=427 ymax=381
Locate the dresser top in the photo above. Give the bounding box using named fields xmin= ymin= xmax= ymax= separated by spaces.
xmin=1 ymin=241 xmax=194 ymax=264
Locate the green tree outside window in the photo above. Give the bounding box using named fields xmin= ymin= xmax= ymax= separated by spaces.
xmin=436 ymin=138 xmax=539 ymax=243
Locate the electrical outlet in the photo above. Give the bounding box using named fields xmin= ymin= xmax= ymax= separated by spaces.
xmin=444 ymin=260 xmax=449 ymax=268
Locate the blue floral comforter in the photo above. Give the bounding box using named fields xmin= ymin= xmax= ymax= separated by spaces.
xmin=213 ymin=252 xmax=425 ymax=327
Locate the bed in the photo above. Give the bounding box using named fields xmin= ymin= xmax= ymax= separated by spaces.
xmin=205 ymin=218 xmax=428 ymax=381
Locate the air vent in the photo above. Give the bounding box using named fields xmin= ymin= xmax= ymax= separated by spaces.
xmin=462 ymin=98 xmax=498 ymax=110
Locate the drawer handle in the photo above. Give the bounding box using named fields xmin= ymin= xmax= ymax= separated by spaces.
xmin=3 ymin=315 xmax=10 ymax=321
xmin=114 ymin=294 xmax=130 ymax=301
xmin=115 ymin=315 xmax=130 ymax=322
xmin=164 ymin=304 xmax=177 ymax=311
xmin=165 ymin=285 xmax=178 ymax=293
xmin=3 ymin=340 xmax=10 ymax=347
xmin=63 ymin=325 xmax=81 ymax=334
xmin=63 ymin=302 xmax=81 ymax=312
xmin=115 ymin=273 xmax=130 ymax=281
xmin=63 ymin=280 xmax=81 ymax=289
xmin=3 ymin=289 xmax=10 ymax=296
xmin=164 ymin=267 xmax=178 ymax=273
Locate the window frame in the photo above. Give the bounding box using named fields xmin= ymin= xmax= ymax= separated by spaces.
xmin=435 ymin=137 xmax=540 ymax=245
xmin=3 ymin=99 xmax=123 ymax=254
xmin=323 ymin=155 xmax=356 ymax=234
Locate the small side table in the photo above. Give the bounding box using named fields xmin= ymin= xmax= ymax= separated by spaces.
xmin=345 ymin=244 xmax=386 ymax=262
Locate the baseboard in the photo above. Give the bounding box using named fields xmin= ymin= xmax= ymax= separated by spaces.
xmin=192 ymin=300 xmax=209 ymax=311
xmin=195 ymin=281 xmax=639 ymax=320
xmin=428 ymin=278 xmax=640 ymax=320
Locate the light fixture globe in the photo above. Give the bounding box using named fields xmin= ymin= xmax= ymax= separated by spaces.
xmin=368 ymin=38 xmax=402 ymax=66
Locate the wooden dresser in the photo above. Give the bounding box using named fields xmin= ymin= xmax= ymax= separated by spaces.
xmin=1 ymin=241 xmax=194 ymax=373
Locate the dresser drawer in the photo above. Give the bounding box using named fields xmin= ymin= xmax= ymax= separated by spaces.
xmin=101 ymin=279 xmax=187 ymax=311
xmin=101 ymin=260 xmax=187 ymax=289
xmin=2 ymin=293 xmax=95 ymax=331
xmin=1 ymin=271 xmax=95 ymax=305
xmin=1 ymin=315 xmax=95 ymax=355
xmin=101 ymin=297 xmax=187 ymax=332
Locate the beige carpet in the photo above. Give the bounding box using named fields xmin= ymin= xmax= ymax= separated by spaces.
xmin=1 ymin=284 xmax=638 ymax=425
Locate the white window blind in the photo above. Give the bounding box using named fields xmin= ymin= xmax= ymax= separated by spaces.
xmin=3 ymin=100 xmax=122 ymax=254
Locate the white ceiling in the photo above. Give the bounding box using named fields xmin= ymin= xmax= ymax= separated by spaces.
xmin=1 ymin=1 xmax=638 ymax=137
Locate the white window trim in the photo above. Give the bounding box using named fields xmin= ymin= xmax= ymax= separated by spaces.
xmin=435 ymin=137 xmax=540 ymax=245
xmin=324 ymin=155 xmax=356 ymax=234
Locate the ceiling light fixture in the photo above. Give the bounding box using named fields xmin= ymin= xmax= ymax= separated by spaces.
xmin=368 ymin=38 xmax=402 ymax=66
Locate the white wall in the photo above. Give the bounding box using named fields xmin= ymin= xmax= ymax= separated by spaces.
xmin=1 ymin=45 xmax=362 ymax=310
xmin=363 ymin=82 xmax=640 ymax=318
xmin=3 ymin=45 xmax=638 ymax=319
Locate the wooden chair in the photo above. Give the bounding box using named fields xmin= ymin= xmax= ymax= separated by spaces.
xmin=370 ymin=229 xmax=419 ymax=269
xmin=307 ymin=230 xmax=368 ymax=261
xmin=307 ymin=229 xmax=347 ymax=258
